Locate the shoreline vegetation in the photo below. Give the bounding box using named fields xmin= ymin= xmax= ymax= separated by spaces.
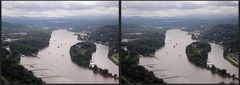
xmin=186 ymin=41 xmax=239 ymax=81
xmin=69 ymin=42 xmax=118 ymax=79
xmin=121 ymin=28 xmax=166 ymax=84
xmin=121 ymin=48 xmax=165 ymax=84
xmin=1 ymin=48 xmax=45 ymax=84
xmin=1 ymin=24 xmax=52 ymax=84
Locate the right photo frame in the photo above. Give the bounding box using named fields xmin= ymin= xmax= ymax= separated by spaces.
xmin=121 ymin=1 xmax=239 ymax=84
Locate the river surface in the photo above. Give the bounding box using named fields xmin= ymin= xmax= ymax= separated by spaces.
xmin=20 ymin=30 xmax=118 ymax=84
xmin=139 ymin=29 xmax=238 ymax=84
xmin=91 ymin=43 xmax=119 ymax=77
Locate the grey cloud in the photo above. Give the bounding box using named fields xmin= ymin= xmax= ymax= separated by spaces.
xmin=2 ymin=1 xmax=118 ymax=17
xmin=123 ymin=1 xmax=238 ymax=11
xmin=122 ymin=1 xmax=238 ymax=17
xmin=2 ymin=1 xmax=117 ymax=11
xmin=208 ymin=1 xmax=238 ymax=7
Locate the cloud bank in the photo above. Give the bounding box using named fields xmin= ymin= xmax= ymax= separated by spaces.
xmin=2 ymin=1 xmax=118 ymax=17
xmin=122 ymin=1 xmax=238 ymax=17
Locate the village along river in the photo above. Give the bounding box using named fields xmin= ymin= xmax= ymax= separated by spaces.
xmin=20 ymin=30 xmax=118 ymax=84
xmin=139 ymin=29 xmax=238 ymax=84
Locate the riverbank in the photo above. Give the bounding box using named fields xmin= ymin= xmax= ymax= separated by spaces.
xmin=1 ymin=27 xmax=52 ymax=84
xmin=1 ymin=48 xmax=45 ymax=84
xmin=224 ymin=53 xmax=239 ymax=67
xmin=121 ymin=48 xmax=165 ymax=84
xmin=109 ymin=53 xmax=119 ymax=66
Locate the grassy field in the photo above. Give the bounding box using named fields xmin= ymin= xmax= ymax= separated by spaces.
xmin=109 ymin=53 xmax=119 ymax=66
xmin=224 ymin=53 xmax=239 ymax=68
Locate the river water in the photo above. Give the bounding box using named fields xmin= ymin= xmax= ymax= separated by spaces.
xmin=139 ymin=29 xmax=238 ymax=84
xmin=20 ymin=30 xmax=118 ymax=84
xmin=91 ymin=43 xmax=119 ymax=77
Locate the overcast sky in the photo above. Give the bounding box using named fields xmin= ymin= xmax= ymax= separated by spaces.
xmin=2 ymin=1 xmax=118 ymax=17
xmin=123 ymin=1 xmax=238 ymax=17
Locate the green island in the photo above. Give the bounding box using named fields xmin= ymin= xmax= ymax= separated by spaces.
xmin=69 ymin=42 xmax=118 ymax=79
xmin=186 ymin=41 xmax=211 ymax=67
xmin=70 ymin=42 xmax=96 ymax=67
xmin=186 ymin=41 xmax=238 ymax=79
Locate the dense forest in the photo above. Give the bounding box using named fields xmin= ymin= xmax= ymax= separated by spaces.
xmin=186 ymin=41 xmax=211 ymax=67
xmin=121 ymin=48 xmax=164 ymax=84
xmin=70 ymin=42 xmax=96 ymax=67
xmin=202 ymin=24 xmax=239 ymax=67
xmin=1 ymin=48 xmax=44 ymax=84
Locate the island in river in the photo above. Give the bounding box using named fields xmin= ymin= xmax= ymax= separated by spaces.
xmin=186 ymin=41 xmax=211 ymax=67
xmin=70 ymin=42 xmax=96 ymax=67
xmin=69 ymin=42 xmax=118 ymax=79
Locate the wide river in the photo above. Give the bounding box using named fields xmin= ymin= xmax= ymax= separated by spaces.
xmin=139 ymin=29 xmax=238 ymax=84
xmin=20 ymin=30 xmax=118 ymax=84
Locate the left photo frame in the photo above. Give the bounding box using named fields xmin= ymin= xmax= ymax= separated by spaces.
xmin=1 ymin=1 xmax=119 ymax=84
